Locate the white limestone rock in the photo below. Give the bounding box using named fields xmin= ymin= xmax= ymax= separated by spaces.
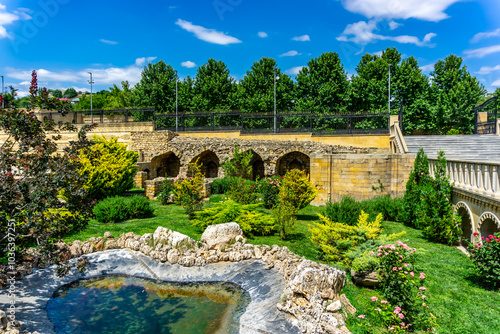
xmin=200 ymin=222 xmax=243 ymax=250
xmin=153 ymin=226 xmax=196 ymax=249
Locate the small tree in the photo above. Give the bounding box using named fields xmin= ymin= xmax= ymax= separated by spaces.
xmin=0 ymin=71 xmax=94 ymax=255
xmin=222 ymin=144 xmax=258 ymax=204
xmin=173 ymin=161 xmax=204 ymax=218
xmin=272 ymin=201 xmax=296 ymax=240
xmin=63 ymin=87 xmax=78 ymax=99
xmin=79 ymin=136 xmax=138 ymax=200
xmin=52 ymin=89 xmax=63 ymax=98
xmin=403 ymin=148 xmax=431 ymax=227
xmin=279 ymin=169 xmax=317 ymax=214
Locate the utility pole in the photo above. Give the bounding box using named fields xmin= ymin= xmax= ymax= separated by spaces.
xmin=175 ymin=70 xmax=178 ymax=132
xmin=87 ymin=72 xmax=94 ymax=123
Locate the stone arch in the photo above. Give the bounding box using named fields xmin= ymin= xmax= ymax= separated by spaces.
xmin=247 ymin=150 xmax=265 ymax=181
xmin=276 ymin=151 xmax=310 ymax=176
xmin=143 ymin=168 xmax=150 ymax=180
xmin=190 ymin=150 xmax=220 ymax=178
xmin=478 ymin=212 xmax=500 ymax=238
xmin=150 ymin=152 xmax=180 ymax=178
xmin=455 ymin=201 xmax=474 ymax=243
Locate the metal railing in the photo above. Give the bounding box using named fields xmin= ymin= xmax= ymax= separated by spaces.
xmin=428 ymin=158 xmax=500 ymax=198
xmin=475 ymin=97 xmax=498 ymax=134
xmin=154 ymin=111 xmax=390 ymax=135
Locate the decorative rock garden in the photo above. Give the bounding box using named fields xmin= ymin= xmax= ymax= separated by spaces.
xmin=1 ymin=223 xmax=354 ymax=334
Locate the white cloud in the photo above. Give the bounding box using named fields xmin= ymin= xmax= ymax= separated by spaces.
xmin=280 ymin=50 xmax=299 ymax=57
xmin=388 ymin=21 xmax=402 ymax=30
xmin=464 ymin=45 xmax=500 ymax=58
xmin=420 ymin=64 xmax=435 ymax=72
xmin=340 ymin=0 xmax=460 ymax=22
xmin=477 ymin=65 xmax=500 ymax=75
xmin=492 ymin=80 xmax=500 ymax=87
xmin=135 ymin=57 xmax=157 ymax=66
xmin=286 ymin=66 xmax=305 ymax=75
xmin=0 ymin=4 xmax=32 ymax=39
xmin=5 ymin=58 xmax=159 ymax=88
xmin=258 ymin=31 xmax=268 ymax=38
xmin=354 ymin=47 xmax=365 ymax=55
xmin=100 ymin=39 xmax=118 ymax=45
xmin=372 ymin=50 xmax=383 ymax=56
xmin=337 ymin=19 xmax=436 ymax=47
xmin=175 ymin=19 xmax=241 ymax=45
xmin=471 ymin=28 xmax=500 ymax=43
xmin=292 ymin=35 xmax=310 ymax=42
xmin=181 ymin=61 xmax=196 ymax=68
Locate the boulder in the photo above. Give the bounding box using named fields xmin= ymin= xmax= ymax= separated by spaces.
xmin=350 ymin=269 xmax=380 ymax=287
xmin=103 ymin=231 xmax=113 ymax=239
xmin=201 ymin=223 xmax=243 ymax=250
xmin=287 ymin=260 xmax=345 ymax=301
xmin=153 ymin=226 xmax=196 ymax=249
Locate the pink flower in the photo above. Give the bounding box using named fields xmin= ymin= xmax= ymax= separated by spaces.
xmin=419 ymin=287 xmax=426 ymax=290
xmin=398 ymin=267 xmax=402 ymax=270
xmin=394 ymin=306 xmax=402 ymax=314
xmin=420 ymin=273 xmax=426 ymax=279
xmin=375 ymin=308 xmax=381 ymax=312
xmin=404 ymin=271 xmax=408 ymax=274
xmin=393 ymin=267 xmax=398 ymax=271
xmin=377 ymin=253 xmax=382 ymax=257
xmin=371 ymin=296 xmax=378 ymax=301
xmin=369 ymin=251 xmax=374 ymax=256
xmin=358 ymin=314 xmax=365 ymax=319
xmin=398 ymin=313 xmax=405 ymax=319
xmin=410 ymin=272 xmax=415 ymax=277
xmin=422 ymin=295 xmax=426 ymax=299
xmin=381 ymin=300 xmax=388 ymax=304
xmin=404 ymin=263 xmax=409 ymax=267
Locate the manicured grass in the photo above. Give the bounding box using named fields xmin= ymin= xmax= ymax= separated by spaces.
xmin=344 ymin=221 xmax=500 ymax=334
xmin=64 ymin=197 xmax=500 ymax=334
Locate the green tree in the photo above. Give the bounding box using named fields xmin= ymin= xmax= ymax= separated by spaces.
xmin=52 ymin=89 xmax=63 ymax=98
xmin=296 ymin=52 xmax=349 ymax=113
xmin=403 ymin=148 xmax=431 ymax=227
xmin=192 ymin=59 xmax=235 ymax=111
xmin=0 ymin=70 xmax=94 ymax=255
xmin=63 ymin=87 xmax=78 ymax=99
xmin=79 ymin=136 xmax=138 ymax=200
xmin=178 ymin=76 xmax=195 ymax=111
xmin=107 ymin=81 xmax=135 ymax=108
xmin=430 ymin=55 xmax=487 ymax=134
xmin=237 ymin=57 xmax=296 ymax=113
xmin=135 ymin=60 xmax=176 ymax=113
xmin=349 ymin=47 xmax=401 ymax=113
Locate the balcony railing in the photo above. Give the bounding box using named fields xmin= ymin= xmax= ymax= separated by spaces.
xmin=428 ymin=159 xmax=500 ymax=198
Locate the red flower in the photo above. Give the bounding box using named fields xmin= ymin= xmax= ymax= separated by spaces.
xmin=473 ymin=232 xmax=479 ymax=236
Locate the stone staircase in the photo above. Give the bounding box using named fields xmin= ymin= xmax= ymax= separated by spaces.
xmin=404 ymin=135 xmax=500 ymax=162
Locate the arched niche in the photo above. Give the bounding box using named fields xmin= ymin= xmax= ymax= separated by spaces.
xmin=478 ymin=212 xmax=500 ymax=239
xmin=151 ymin=152 xmax=180 ymax=178
xmin=190 ymin=150 xmax=220 ymax=178
xmin=455 ymin=202 xmax=474 ymax=244
xmin=276 ymin=151 xmax=310 ymax=177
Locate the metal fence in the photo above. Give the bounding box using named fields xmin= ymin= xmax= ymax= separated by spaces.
xmin=475 ymin=97 xmax=498 ymax=134
xmin=154 ymin=111 xmax=390 ymax=135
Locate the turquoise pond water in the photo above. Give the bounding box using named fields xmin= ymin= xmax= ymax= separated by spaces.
xmin=46 ymin=275 xmax=250 ymax=334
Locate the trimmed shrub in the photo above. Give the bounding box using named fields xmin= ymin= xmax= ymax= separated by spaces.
xmin=211 ymin=177 xmax=232 ymax=194
xmin=403 ymin=148 xmax=431 ymax=226
xmin=173 ymin=161 xmax=204 ymax=218
xmin=279 ymin=169 xmax=317 ymax=213
xmin=259 ymin=176 xmax=282 ymax=209
xmin=192 ymin=200 xmax=275 ymax=236
xmin=468 ymin=232 xmax=500 ymax=289
xmin=93 ymin=195 xmax=153 ymax=223
xmin=79 ymin=135 xmax=138 ymax=200
xmin=228 ymin=177 xmax=259 ymax=204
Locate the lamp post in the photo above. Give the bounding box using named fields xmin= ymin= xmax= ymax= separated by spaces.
xmin=87 ymin=72 xmax=94 ymax=123
xmin=175 ymin=70 xmax=178 ymax=132
xmin=0 ymin=76 xmax=4 ymax=109
xmin=274 ymin=67 xmax=279 ymax=133
xmin=388 ymin=64 xmax=391 ymax=114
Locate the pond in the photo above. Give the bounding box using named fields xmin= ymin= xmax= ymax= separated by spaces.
xmin=46 ymin=275 xmax=250 ymax=334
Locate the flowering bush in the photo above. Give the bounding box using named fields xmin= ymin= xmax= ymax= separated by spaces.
xmin=173 ymin=161 xmax=204 ymax=218
xmin=468 ymin=232 xmax=500 ymax=289
xmin=259 ymin=176 xmax=282 ymax=209
xmin=375 ymin=241 xmax=437 ymax=331
xmin=158 ymin=178 xmax=174 ymax=205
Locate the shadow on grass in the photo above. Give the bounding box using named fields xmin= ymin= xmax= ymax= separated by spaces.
xmin=296 ymin=214 xmax=318 ymax=222
xmin=284 ymin=232 xmax=308 ymax=242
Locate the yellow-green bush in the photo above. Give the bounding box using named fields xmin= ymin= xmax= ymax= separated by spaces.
xmin=79 ymin=135 xmax=138 ymax=200
xmin=310 ymin=211 xmax=383 ymax=264
xmin=279 ymin=169 xmax=317 ymax=213
xmin=173 ymin=161 xmax=204 ymax=217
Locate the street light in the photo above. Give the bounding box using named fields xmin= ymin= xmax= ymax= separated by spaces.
xmin=274 ymin=67 xmax=279 ymax=134
xmin=0 ymin=76 xmax=4 ymax=109
xmin=175 ymin=70 xmax=178 ymax=132
xmin=87 ymin=72 xmax=94 ymax=123
xmin=388 ymin=64 xmax=391 ymax=114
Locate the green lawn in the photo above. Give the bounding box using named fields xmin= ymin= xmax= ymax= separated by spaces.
xmin=65 ymin=197 xmax=500 ymax=334
xmin=344 ymin=221 xmax=500 ymax=334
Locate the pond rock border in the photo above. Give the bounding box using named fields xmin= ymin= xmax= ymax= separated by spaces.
xmin=1 ymin=223 xmax=354 ymax=334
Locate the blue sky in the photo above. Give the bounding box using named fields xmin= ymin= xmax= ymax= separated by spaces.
xmin=1 ymin=0 xmax=500 ymax=96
